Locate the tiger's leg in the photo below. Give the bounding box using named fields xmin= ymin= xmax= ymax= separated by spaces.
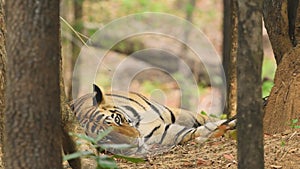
xmin=178 ymin=120 xmax=224 ymax=144
xmin=178 ymin=118 xmax=237 ymax=144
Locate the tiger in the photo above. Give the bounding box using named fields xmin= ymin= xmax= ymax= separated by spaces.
xmin=70 ymin=84 xmax=236 ymax=157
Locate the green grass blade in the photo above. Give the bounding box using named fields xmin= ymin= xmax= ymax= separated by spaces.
xmin=63 ymin=151 xmax=93 ymax=161
xmin=113 ymin=154 xmax=145 ymax=163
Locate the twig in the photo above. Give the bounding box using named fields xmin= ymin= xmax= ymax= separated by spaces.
xmin=60 ymin=16 xmax=111 ymax=71
xmin=287 ymin=131 xmax=297 ymax=140
xmin=60 ymin=16 xmax=88 ymax=47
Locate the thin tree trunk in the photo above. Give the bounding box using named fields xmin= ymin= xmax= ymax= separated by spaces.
xmin=68 ymin=0 xmax=84 ymax=100
xmin=176 ymin=0 xmax=196 ymax=110
xmin=60 ymin=2 xmax=83 ymax=168
xmin=222 ymin=0 xmax=238 ymax=118
xmin=61 ymin=55 xmax=82 ymax=169
xmin=287 ymin=0 xmax=299 ymax=46
xmin=236 ymin=0 xmax=264 ymax=168
xmin=0 ymin=0 xmax=6 ymax=167
xmin=4 ymin=0 xmax=62 ymax=168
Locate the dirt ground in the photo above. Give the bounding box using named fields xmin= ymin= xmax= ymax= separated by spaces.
xmin=0 ymin=130 xmax=299 ymax=169
xmin=117 ymin=130 xmax=300 ymax=169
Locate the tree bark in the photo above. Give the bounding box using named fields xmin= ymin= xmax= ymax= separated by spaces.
xmin=60 ymin=56 xmax=82 ymax=169
xmin=263 ymin=0 xmax=300 ymax=134
xmin=0 ymin=0 xmax=6 ymax=167
xmin=68 ymin=0 xmax=84 ymax=100
xmin=222 ymin=0 xmax=238 ymax=118
xmin=60 ymin=2 xmax=84 ymax=168
xmin=263 ymin=0 xmax=293 ymax=64
xmin=295 ymin=0 xmax=300 ymax=43
xmin=263 ymin=46 xmax=300 ymax=133
xmin=287 ymin=0 xmax=299 ymax=46
xmin=236 ymin=1 xmax=264 ymax=168
xmin=4 ymin=1 xmax=62 ymax=168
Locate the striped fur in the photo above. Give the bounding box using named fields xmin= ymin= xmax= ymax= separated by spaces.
xmin=70 ymin=84 xmax=235 ymax=156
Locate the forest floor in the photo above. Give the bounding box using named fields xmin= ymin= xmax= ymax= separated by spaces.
xmin=117 ymin=130 xmax=300 ymax=169
xmin=59 ymin=129 xmax=300 ymax=169
xmin=0 ymin=129 xmax=299 ymax=169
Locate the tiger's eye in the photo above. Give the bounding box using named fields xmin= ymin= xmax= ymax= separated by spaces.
xmin=115 ymin=114 xmax=121 ymax=125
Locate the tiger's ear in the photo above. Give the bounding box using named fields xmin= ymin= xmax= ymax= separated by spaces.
xmin=93 ymin=84 xmax=105 ymax=106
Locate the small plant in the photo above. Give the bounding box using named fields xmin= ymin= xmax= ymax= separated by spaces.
xmin=290 ymin=119 xmax=300 ymax=129
xmin=200 ymin=110 xmax=207 ymax=116
xmin=63 ymin=128 xmax=144 ymax=169
xmin=281 ymin=140 xmax=286 ymax=147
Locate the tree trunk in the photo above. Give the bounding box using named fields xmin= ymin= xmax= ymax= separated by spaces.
xmin=68 ymin=0 xmax=84 ymax=100
xmin=60 ymin=0 xmax=74 ymax=100
xmin=236 ymin=0 xmax=264 ymax=168
xmin=60 ymin=2 xmax=84 ymax=168
xmin=222 ymin=0 xmax=238 ymax=118
xmin=263 ymin=46 xmax=300 ymax=133
xmin=0 ymin=0 xmax=6 ymax=167
xmin=178 ymin=0 xmax=196 ymax=110
xmin=60 ymin=55 xmax=82 ymax=169
xmin=263 ymin=0 xmax=300 ymax=134
xmin=263 ymin=1 xmax=293 ymax=64
xmin=4 ymin=0 xmax=62 ymax=168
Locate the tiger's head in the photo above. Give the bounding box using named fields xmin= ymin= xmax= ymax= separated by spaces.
xmin=92 ymin=84 xmax=140 ymax=138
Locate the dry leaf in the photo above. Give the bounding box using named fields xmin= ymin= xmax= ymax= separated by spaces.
xmin=197 ymin=158 xmax=212 ymax=166
xmin=223 ymin=154 xmax=234 ymax=161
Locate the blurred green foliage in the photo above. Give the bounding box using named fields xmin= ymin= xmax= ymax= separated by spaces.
xmin=262 ymin=57 xmax=276 ymax=79
xmin=121 ymin=0 xmax=169 ymax=13
xmin=290 ymin=119 xmax=300 ymax=129
xmin=262 ymin=80 xmax=273 ymax=98
xmin=141 ymin=80 xmax=162 ymax=94
xmin=262 ymin=57 xmax=276 ymax=97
